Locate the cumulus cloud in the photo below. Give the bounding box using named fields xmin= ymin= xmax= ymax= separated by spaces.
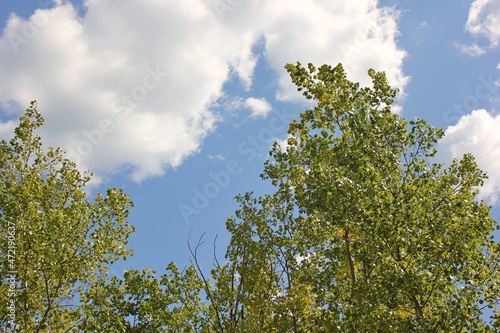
xmin=214 ymin=95 xmax=271 ymax=119
xmin=244 ymin=97 xmax=272 ymax=118
xmin=0 ymin=0 xmax=408 ymax=182
xmin=259 ymin=0 xmax=408 ymax=101
xmin=465 ymin=0 xmax=500 ymax=49
xmin=437 ymin=109 xmax=500 ymax=204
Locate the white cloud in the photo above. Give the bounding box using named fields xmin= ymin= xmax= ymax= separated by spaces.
xmin=437 ymin=109 xmax=500 ymax=204
xmin=466 ymin=0 xmax=500 ymax=48
xmin=0 ymin=120 xmax=16 ymax=140
xmin=214 ymin=95 xmax=271 ymax=119
xmin=0 ymin=1 xmax=241 ymax=182
xmin=259 ymin=0 xmax=408 ymax=101
xmin=454 ymin=42 xmax=487 ymax=57
xmin=244 ymin=97 xmax=272 ymax=118
xmin=274 ymin=134 xmax=294 ymax=153
xmin=0 ymin=0 xmax=408 ymax=182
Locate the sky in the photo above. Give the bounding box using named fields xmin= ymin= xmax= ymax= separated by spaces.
xmin=0 ymin=0 xmax=499 ymax=275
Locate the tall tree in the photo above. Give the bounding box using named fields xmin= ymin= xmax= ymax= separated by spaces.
xmin=2 ymin=61 xmax=499 ymax=332
xmin=0 ymin=102 xmax=134 ymax=332
xmin=206 ymin=63 xmax=500 ymax=332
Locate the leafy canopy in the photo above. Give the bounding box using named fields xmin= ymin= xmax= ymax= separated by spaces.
xmin=0 ymin=102 xmax=134 ymax=332
xmin=1 ymin=61 xmax=499 ymax=332
xmin=210 ymin=62 xmax=500 ymax=332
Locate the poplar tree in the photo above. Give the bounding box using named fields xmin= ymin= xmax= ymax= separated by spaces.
xmin=0 ymin=102 xmax=134 ymax=332
xmin=205 ymin=63 xmax=500 ymax=332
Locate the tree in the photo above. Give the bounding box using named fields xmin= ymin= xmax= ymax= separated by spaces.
xmin=77 ymin=263 xmax=205 ymax=332
xmin=201 ymin=63 xmax=500 ymax=332
xmin=2 ymin=61 xmax=499 ymax=332
xmin=0 ymin=101 xmax=134 ymax=332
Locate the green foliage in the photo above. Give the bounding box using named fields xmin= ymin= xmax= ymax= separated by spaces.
xmin=212 ymin=63 xmax=500 ymax=332
xmin=78 ymin=263 xmax=204 ymax=332
xmin=0 ymin=101 xmax=134 ymax=332
xmin=2 ymin=62 xmax=499 ymax=332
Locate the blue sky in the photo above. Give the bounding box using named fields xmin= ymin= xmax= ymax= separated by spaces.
xmin=0 ymin=0 xmax=499 ymax=275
